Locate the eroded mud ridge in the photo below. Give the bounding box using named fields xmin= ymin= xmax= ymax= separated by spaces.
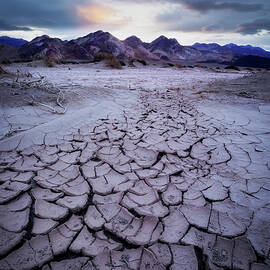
xmin=0 ymin=88 xmax=269 ymax=270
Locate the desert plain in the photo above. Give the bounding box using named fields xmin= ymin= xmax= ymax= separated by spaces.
xmin=0 ymin=62 xmax=270 ymax=270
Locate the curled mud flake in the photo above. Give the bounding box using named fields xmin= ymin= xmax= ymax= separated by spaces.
xmin=182 ymin=227 xmax=216 ymax=257
xmin=0 ymin=228 xmax=26 ymax=256
xmin=233 ymin=236 xmax=257 ymax=270
xmin=84 ymin=205 xmax=105 ymax=230
xmin=210 ymin=236 xmax=234 ymax=268
xmin=34 ymin=199 xmax=69 ymax=220
xmin=56 ymin=194 xmax=88 ymax=212
xmin=32 ymin=217 xmax=58 ymax=235
xmin=170 ymin=245 xmax=198 ymax=270
xmin=160 ymin=208 xmax=189 ymax=244
xmin=180 ymin=204 xmax=211 ymax=229
xmin=50 ymin=257 xmax=89 ymax=270
xmin=162 ymin=183 xmax=182 ymax=205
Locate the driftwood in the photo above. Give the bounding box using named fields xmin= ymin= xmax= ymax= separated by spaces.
xmin=0 ymin=65 xmax=8 ymax=74
xmin=12 ymin=69 xmax=67 ymax=114
xmin=25 ymin=94 xmax=66 ymax=114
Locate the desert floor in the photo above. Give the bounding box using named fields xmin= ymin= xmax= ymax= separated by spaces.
xmin=0 ymin=62 xmax=270 ymax=270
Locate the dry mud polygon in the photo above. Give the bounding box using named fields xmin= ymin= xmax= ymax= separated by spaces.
xmin=0 ymin=64 xmax=270 ymax=270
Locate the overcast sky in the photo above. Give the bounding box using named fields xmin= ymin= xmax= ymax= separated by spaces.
xmin=0 ymin=0 xmax=270 ymax=49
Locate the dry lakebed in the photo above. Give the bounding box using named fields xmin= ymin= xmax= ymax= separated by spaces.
xmin=0 ymin=62 xmax=269 ymax=270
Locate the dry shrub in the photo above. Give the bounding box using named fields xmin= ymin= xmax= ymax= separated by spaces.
xmin=162 ymin=62 xmax=175 ymax=68
xmin=168 ymin=87 xmax=181 ymax=91
xmin=1 ymin=58 xmax=11 ymax=65
xmin=194 ymin=90 xmax=219 ymax=95
xmin=93 ymin=52 xmax=107 ymax=62
xmin=128 ymin=59 xmax=135 ymax=67
xmin=224 ymin=65 xmax=240 ymax=71
xmin=0 ymin=65 xmax=8 ymax=74
xmin=107 ymin=56 xmax=122 ymax=69
xmin=94 ymin=52 xmax=122 ymax=69
xmin=195 ymin=64 xmax=207 ymax=68
xmin=136 ymin=59 xmax=147 ymax=66
xmin=43 ymin=55 xmax=55 ymax=67
xmin=119 ymin=61 xmax=126 ymax=66
xmin=12 ymin=71 xmax=67 ymax=114
xmin=128 ymin=59 xmax=147 ymax=67
xmin=175 ymin=64 xmax=183 ymax=69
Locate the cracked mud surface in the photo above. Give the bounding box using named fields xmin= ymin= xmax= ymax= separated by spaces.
xmin=0 ymin=64 xmax=270 ymax=270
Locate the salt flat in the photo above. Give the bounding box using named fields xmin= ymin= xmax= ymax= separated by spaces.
xmin=0 ymin=63 xmax=269 ymax=270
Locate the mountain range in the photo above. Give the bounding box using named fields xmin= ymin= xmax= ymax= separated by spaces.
xmin=1 ymin=31 xmax=270 ymax=67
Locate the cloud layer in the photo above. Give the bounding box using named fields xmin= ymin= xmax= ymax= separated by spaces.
xmin=157 ymin=0 xmax=270 ymax=35
xmin=236 ymin=19 xmax=270 ymax=35
xmin=0 ymin=0 xmax=269 ymax=49
xmin=0 ymin=0 xmax=89 ymax=31
xmin=170 ymin=0 xmax=263 ymax=12
xmin=0 ymin=19 xmax=32 ymax=31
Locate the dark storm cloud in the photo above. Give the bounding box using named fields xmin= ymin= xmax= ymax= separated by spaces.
xmin=237 ymin=19 xmax=270 ymax=35
xmin=0 ymin=0 xmax=89 ymax=31
xmin=169 ymin=0 xmax=263 ymax=13
xmin=156 ymin=0 xmax=270 ymax=36
xmin=132 ymin=0 xmax=264 ymax=12
xmin=0 ymin=19 xmax=32 ymax=31
xmin=157 ymin=10 xmax=234 ymax=33
xmin=1 ymin=0 xmax=270 ymax=39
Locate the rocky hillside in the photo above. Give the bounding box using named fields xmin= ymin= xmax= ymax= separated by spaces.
xmin=147 ymin=36 xmax=201 ymax=61
xmin=74 ymin=30 xmax=134 ymax=60
xmin=124 ymin=36 xmax=159 ymax=60
xmin=18 ymin=35 xmax=92 ymax=62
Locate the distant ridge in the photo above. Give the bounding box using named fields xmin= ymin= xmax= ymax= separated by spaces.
xmin=0 ymin=36 xmax=27 ymax=47
xmin=1 ymin=30 xmax=270 ymax=68
xmin=192 ymin=42 xmax=270 ymax=59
